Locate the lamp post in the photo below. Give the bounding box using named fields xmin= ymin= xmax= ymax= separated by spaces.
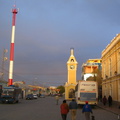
xmin=1 ymin=49 xmax=8 ymax=80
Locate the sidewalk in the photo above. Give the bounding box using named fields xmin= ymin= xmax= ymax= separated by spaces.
xmin=97 ymin=101 xmax=120 ymax=115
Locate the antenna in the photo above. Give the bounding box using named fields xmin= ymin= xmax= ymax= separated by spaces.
xmin=13 ymin=1 xmax=16 ymax=8
xmin=8 ymin=4 xmax=18 ymax=86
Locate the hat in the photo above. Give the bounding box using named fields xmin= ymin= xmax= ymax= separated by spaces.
xmin=85 ymin=101 xmax=88 ymax=104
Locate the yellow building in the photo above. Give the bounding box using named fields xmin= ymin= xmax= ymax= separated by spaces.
xmin=65 ymin=48 xmax=78 ymax=100
xmin=102 ymin=34 xmax=120 ymax=101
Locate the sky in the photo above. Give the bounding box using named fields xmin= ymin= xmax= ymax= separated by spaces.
xmin=0 ymin=0 xmax=120 ymax=87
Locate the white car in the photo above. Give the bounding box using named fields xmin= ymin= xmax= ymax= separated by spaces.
xmin=33 ymin=94 xmax=38 ymax=99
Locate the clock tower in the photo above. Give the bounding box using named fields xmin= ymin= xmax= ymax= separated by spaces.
xmin=65 ymin=48 xmax=78 ymax=100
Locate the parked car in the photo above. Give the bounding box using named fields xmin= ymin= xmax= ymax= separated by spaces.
xmin=40 ymin=94 xmax=45 ymax=98
xmin=33 ymin=94 xmax=38 ymax=99
xmin=1 ymin=95 xmax=17 ymax=104
xmin=26 ymin=94 xmax=34 ymax=100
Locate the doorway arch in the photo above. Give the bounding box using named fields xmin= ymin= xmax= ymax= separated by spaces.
xmin=69 ymin=88 xmax=75 ymax=98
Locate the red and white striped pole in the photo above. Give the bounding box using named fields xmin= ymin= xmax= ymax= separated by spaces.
xmin=8 ymin=5 xmax=18 ymax=86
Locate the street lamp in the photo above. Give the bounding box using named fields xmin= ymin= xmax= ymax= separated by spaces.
xmin=1 ymin=49 xmax=8 ymax=80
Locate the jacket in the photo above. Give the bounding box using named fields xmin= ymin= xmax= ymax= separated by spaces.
xmin=60 ymin=103 xmax=69 ymax=114
xmin=82 ymin=104 xmax=92 ymax=113
xmin=69 ymin=101 xmax=78 ymax=109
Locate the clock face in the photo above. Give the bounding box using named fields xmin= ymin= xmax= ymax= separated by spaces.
xmin=70 ymin=65 xmax=75 ymax=69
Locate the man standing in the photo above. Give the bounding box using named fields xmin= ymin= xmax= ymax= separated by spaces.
xmin=82 ymin=101 xmax=93 ymax=120
xmin=69 ymin=99 xmax=78 ymax=120
xmin=108 ymin=95 xmax=112 ymax=107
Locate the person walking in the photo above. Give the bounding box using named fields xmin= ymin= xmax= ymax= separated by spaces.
xmin=108 ymin=95 xmax=112 ymax=107
xmin=60 ymin=100 xmax=69 ymax=120
xmin=69 ymin=99 xmax=78 ymax=120
xmin=55 ymin=95 xmax=59 ymax=105
xmin=82 ymin=101 xmax=93 ymax=120
xmin=102 ymin=95 xmax=107 ymax=106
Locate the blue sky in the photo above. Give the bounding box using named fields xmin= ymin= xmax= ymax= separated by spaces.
xmin=0 ymin=0 xmax=120 ymax=86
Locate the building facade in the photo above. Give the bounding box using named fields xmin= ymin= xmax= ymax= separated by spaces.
xmin=65 ymin=48 xmax=78 ymax=100
xmin=102 ymin=34 xmax=120 ymax=101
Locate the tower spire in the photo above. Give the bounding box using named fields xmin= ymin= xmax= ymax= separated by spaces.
xmin=70 ymin=48 xmax=74 ymax=55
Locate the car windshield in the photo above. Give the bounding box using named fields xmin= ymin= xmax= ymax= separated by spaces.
xmin=27 ymin=94 xmax=33 ymax=96
xmin=33 ymin=94 xmax=37 ymax=96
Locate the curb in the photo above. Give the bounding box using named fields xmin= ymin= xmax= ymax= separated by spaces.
xmin=97 ymin=105 xmax=120 ymax=116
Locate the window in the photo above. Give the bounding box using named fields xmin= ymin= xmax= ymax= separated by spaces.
xmin=109 ymin=58 xmax=112 ymax=76
xmin=104 ymin=62 xmax=106 ymax=79
xmin=118 ymin=52 xmax=120 ymax=74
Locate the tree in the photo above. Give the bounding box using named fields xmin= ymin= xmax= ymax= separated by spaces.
xmin=86 ymin=69 xmax=102 ymax=85
xmin=57 ymin=85 xmax=65 ymax=94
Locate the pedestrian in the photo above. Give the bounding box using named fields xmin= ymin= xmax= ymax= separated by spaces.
xmin=69 ymin=99 xmax=78 ymax=120
xmin=60 ymin=100 xmax=69 ymax=120
xmin=55 ymin=95 xmax=59 ymax=105
xmin=82 ymin=101 xmax=93 ymax=120
xmin=108 ymin=95 xmax=112 ymax=107
xmin=102 ymin=95 xmax=107 ymax=106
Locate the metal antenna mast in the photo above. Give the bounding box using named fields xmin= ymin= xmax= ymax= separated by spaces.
xmin=8 ymin=5 xmax=18 ymax=86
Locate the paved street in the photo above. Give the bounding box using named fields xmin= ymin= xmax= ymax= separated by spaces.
xmin=0 ymin=96 xmax=118 ymax=120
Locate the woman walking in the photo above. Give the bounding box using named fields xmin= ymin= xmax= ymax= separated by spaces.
xmin=103 ymin=96 xmax=107 ymax=106
xmin=60 ymin=100 xmax=69 ymax=120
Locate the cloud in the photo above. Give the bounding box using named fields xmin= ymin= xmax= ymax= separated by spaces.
xmin=0 ymin=0 xmax=120 ymax=86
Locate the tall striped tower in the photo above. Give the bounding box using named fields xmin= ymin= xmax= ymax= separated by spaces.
xmin=8 ymin=5 xmax=18 ymax=86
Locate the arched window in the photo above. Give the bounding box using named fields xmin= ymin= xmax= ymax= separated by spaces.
xmin=71 ymin=59 xmax=74 ymax=62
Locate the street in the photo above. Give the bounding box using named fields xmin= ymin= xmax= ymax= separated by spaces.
xmin=0 ymin=96 xmax=118 ymax=120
